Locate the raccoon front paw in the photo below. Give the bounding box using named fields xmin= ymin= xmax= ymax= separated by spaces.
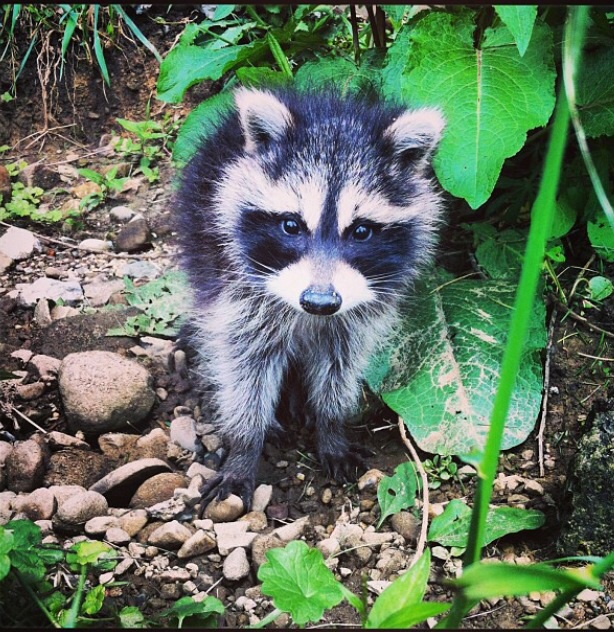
xmin=198 ymin=470 xmax=256 ymax=516
xmin=319 ymin=445 xmax=371 ymax=483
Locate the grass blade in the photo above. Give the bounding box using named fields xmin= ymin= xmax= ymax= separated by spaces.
xmin=92 ymin=5 xmax=110 ymax=86
xmin=114 ymin=5 xmax=162 ymax=63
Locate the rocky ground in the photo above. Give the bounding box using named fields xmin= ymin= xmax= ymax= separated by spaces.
xmin=1 ymin=12 xmax=614 ymax=628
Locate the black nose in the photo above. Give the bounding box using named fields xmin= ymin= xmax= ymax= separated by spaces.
xmin=300 ymin=287 xmax=342 ymax=316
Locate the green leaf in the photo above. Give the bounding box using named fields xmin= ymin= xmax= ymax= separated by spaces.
xmin=428 ymin=499 xmax=545 ymax=548
xmin=365 ymin=275 xmax=546 ymax=455
xmin=454 ymin=561 xmax=602 ymax=601
xmin=0 ymin=528 xmax=14 ymax=581
xmin=588 ymin=275 xmax=614 ymax=302
xmin=213 ymin=5 xmax=235 ymax=20
xmin=390 ymin=10 xmax=555 ymax=208
xmin=173 ymin=91 xmax=235 ymax=167
xmin=376 ymin=461 xmax=418 ymax=529
xmin=157 ymin=41 xmax=266 ymax=103
xmin=366 ymin=550 xmax=444 ymax=628
xmin=118 ymin=606 xmax=147 ymax=628
xmin=577 ymin=47 xmax=614 ymax=138
xmin=294 ymin=56 xmax=379 ymax=97
xmin=82 ymin=584 xmax=105 ymax=615
xmin=258 ymin=540 xmax=344 ymax=625
xmin=588 ymin=211 xmax=614 ymax=261
xmin=494 ymin=6 xmax=538 ymax=56
xmin=66 ymin=540 xmax=113 ymax=567
xmin=236 ymin=67 xmax=290 ymax=89
xmin=162 ymin=595 xmax=224 ymax=627
xmin=5 ymin=520 xmax=46 ymax=581
xmin=550 ymin=196 xmax=578 ymax=239
xmin=474 ymin=228 xmax=527 ymax=281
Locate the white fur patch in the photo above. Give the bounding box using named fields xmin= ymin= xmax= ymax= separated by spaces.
xmin=234 ymin=88 xmax=294 ymax=154
xmin=384 ymin=108 xmax=446 ymax=154
xmin=266 ymin=257 xmax=374 ymax=314
xmin=337 ymin=181 xmax=440 ymax=233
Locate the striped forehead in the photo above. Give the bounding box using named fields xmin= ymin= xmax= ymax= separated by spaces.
xmin=337 ymin=181 xmax=428 ymax=232
xmin=218 ymin=159 xmax=327 ymax=231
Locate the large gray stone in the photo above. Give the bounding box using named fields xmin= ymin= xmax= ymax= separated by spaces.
xmin=17 ymin=277 xmax=83 ymax=306
xmin=0 ymin=226 xmax=39 ymax=261
xmin=58 ymin=351 xmax=156 ymax=433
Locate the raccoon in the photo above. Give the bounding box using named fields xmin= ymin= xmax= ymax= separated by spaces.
xmin=176 ymin=87 xmax=445 ymax=509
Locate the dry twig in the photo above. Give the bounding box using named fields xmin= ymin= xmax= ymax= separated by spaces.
xmin=538 ymin=310 xmax=557 ymax=477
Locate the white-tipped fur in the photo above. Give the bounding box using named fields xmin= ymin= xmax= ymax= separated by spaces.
xmin=384 ymin=108 xmax=446 ymax=162
xmin=235 ymin=88 xmax=294 ymax=153
xmin=266 ymin=257 xmax=374 ymax=313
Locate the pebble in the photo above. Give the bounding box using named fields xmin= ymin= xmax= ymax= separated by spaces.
xmin=252 ymin=484 xmax=273 ymax=513
xmin=170 ymin=416 xmax=200 ymax=452
xmin=223 ymin=547 xmax=250 ymax=581
xmin=577 ymin=589 xmax=603 ymax=602
xmin=30 ymin=354 xmax=61 ymax=381
xmin=0 ymin=226 xmax=39 ymax=260
xmin=110 ymin=205 xmax=136 ymax=222
xmin=115 ymin=218 xmax=151 ymax=252
xmin=317 ymin=537 xmax=341 ymax=558
xmin=214 ymin=521 xmax=258 ymax=556
xmin=78 ymin=238 xmax=112 ymax=252
xmin=130 ymin=472 xmax=188 ymax=509
xmin=177 ymin=529 xmax=217 ymax=559
xmin=34 ymin=298 xmax=52 ymax=326
xmin=50 ymin=305 xmax=80 ymax=320
xmin=204 ymin=494 xmax=244 ymax=522
xmin=117 ymin=509 xmax=149 ymax=537
xmin=85 ymin=515 xmax=120 ymax=535
xmin=17 ymin=277 xmax=84 ymax=307
xmin=390 ymin=511 xmax=420 ymax=542
xmin=357 ymin=468 xmax=386 ymax=492
xmin=147 ymin=520 xmax=193 ymax=549
xmin=12 ymin=488 xmax=56 ymax=521
xmin=54 ymin=491 xmax=109 ymax=529
xmin=272 ymin=516 xmax=309 ymax=542
xmin=120 ymin=260 xmax=161 ymax=280
xmin=321 ymin=488 xmax=333 ymax=504
xmin=106 ymin=527 xmax=131 ymax=545
xmin=89 ymin=458 xmax=171 ymax=500
xmin=201 ymin=434 xmax=222 ymax=452
xmin=6 ymin=438 xmax=49 ymax=493
xmin=239 ymin=511 xmax=268 ymax=533
xmin=44 ymin=266 xmax=62 ymax=279
xmin=592 ymin=615 xmax=612 ymax=630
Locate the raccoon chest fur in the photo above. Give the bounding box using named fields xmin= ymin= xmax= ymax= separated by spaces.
xmin=175 ymin=87 xmax=445 ymax=509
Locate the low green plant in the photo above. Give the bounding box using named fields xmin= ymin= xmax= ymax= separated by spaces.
xmin=423 ymin=455 xmax=459 ymax=490
xmin=375 ymin=461 xmax=419 ymax=529
xmin=107 ymin=270 xmax=190 ymax=338
xmin=77 ymin=166 xmax=128 ymax=211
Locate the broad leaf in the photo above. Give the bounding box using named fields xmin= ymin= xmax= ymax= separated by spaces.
xmin=376 ymin=461 xmax=419 ymax=529
xmin=588 ymin=276 xmax=614 ymax=302
xmin=5 ymin=520 xmax=46 ymax=581
xmin=258 ymin=540 xmax=344 ymax=625
xmin=474 ymin=228 xmax=527 ymax=281
xmin=366 ymin=275 xmax=546 ymax=455
xmin=494 ymin=6 xmax=538 ymax=56
xmin=577 ymin=47 xmax=614 ymax=138
xmin=428 ymin=499 xmax=545 ymax=548
xmin=162 ymin=595 xmax=224 ymax=627
xmin=0 ymin=528 xmax=13 ymax=581
xmin=588 ymin=211 xmax=614 ymax=262
xmin=385 ymin=10 xmax=555 ymax=208
xmin=118 ymin=606 xmax=147 ymax=628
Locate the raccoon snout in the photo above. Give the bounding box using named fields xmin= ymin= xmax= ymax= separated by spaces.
xmin=300 ymin=286 xmax=342 ymax=316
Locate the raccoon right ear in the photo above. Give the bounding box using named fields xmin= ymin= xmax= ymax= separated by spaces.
xmin=235 ymin=88 xmax=294 ymax=153
xmin=384 ymin=108 xmax=445 ymax=168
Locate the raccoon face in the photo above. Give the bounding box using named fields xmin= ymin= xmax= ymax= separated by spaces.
xmin=217 ymin=88 xmax=445 ymax=316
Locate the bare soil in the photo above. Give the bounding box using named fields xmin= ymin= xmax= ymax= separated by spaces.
xmin=1 ymin=10 xmax=613 ymax=629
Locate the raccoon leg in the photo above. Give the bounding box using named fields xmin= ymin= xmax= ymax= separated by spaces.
xmin=197 ymin=340 xmax=286 ymax=512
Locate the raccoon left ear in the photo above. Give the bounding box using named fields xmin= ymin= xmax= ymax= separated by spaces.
xmin=235 ymin=88 xmax=294 ymax=153
xmin=384 ymin=108 xmax=445 ymax=167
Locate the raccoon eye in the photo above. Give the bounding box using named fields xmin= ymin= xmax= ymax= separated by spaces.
xmin=281 ymin=218 xmax=301 ymax=236
xmin=352 ymin=224 xmax=373 ymax=242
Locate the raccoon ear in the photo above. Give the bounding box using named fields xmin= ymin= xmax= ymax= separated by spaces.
xmin=384 ymin=108 xmax=445 ymax=168
xmin=235 ymin=88 xmax=294 ymax=153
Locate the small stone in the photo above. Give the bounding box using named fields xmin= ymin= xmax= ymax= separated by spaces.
xmin=524 ymin=479 xmax=544 ymax=495
xmin=12 ymin=488 xmax=56 ymax=521
xmin=357 ymin=468 xmax=386 ymax=492
xmin=390 ymin=511 xmax=420 ymax=542
xmin=83 ymin=279 xmax=125 ymax=307
xmin=119 ymin=260 xmax=161 ymax=280
xmin=223 ymin=547 xmax=250 ymax=581
xmin=214 ymin=521 xmax=257 ymax=556
xmin=201 ymin=434 xmax=221 ymax=453
xmin=576 ymin=588 xmax=603 ymax=602
xmin=6 ymin=438 xmax=49 ymax=492
xmin=110 ymin=205 xmax=135 ymax=222
xmin=177 ymin=529 xmax=217 ymax=559
xmin=10 ymin=349 xmax=33 ymax=365
xmin=130 ymin=472 xmax=188 ymax=509
xmin=16 ymin=382 xmax=46 ymax=401
xmin=273 ymin=516 xmax=309 ymax=543
xmin=17 ymin=278 xmax=83 ymax=307
xmin=117 ymin=509 xmax=149 ymax=537
xmin=317 ymin=537 xmax=341 ymax=558
xmin=0 ymin=227 xmax=39 ymax=261
xmin=114 ymin=218 xmax=151 ymax=252
xmin=252 ymin=484 xmax=273 ymax=513
xmin=50 ymin=305 xmax=80 ymax=320
xmin=170 ymin=416 xmax=200 ymax=452
xmin=275 ymin=460 xmax=289 ymax=469
xmin=331 ymin=523 xmax=363 ymax=548
xmin=147 ymin=520 xmax=192 ymax=549
xmin=45 ymin=267 xmax=62 ymax=279
xmin=45 ymin=431 xmax=90 ymax=451
xmin=239 ymin=511 xmax=268 ymax=532
xmin=30 ymin=354 xmax=61 ymax=381
xmin=321 ymin=488 xmax=333 ymax=504
xmin=204 ymin=494 xmax=245 ymax=522
xmin=105 ymin=527 xmax=131 ymax=545
xmin=85 ymin=516 xmax=120 ymax=535
xmin=34 ymin=298 xmax=52 ymax=326
xmin=186 ymin=462 xmax=218 ymax=482
xmin=54 ymin=491 xmax=109 ymax=531
xmin=361 ymin=530 xmax=394 ymax=547
xmin=78 ymin=238 xmax=112 ymax=252
xmin=592 ymin=615 xmax=612 ymax=630
xmin=0 ymin=252 xmax=12 ymax=273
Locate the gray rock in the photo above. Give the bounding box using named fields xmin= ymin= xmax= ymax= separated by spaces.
xmin=45 ymin=431 xmax=90 ymax=451
xmin=110 ymin=205 xmax=135 ymax=222
xmin=250 ymin=533 xmax=284 ymax=568
xmin=252 ymin=484 xmax=273 ymax=513
xmin=132 ymin=429 xmax=169 ymax=461
xmin=223 ymin=547 xmax=250 ymax=581
xmin=273 ymin=516 xmax=309 ymax=542
xmin=49 ymin=484 xmax=87 ymax=506
xmin=317 ymin=537 xmax=341 ymax=558
xmin=114 ymin=218 xmax=151 ymax=252
xmin=146 ymin=497 xmax=190 ymax=521
xmin=106 ymin=527 xmax=131 ymax=545
xmin=78 ymin=238 xmax=112 ymax=252
xmin=17 ymin=277 xmax=84 ymax=307
xmin=0 ymin=226 xmax=40 ymax=260
xmin=83 ymin=279 xmax=125 ymax=307
xmin=120 ymin=260 xmax=161 ymax=280
xmin=30 ymin=354 xmax=61 ymax=381
xmin=357 ymin=468 xmax=386 ymax=493
xmin=50 ymin=305 xmax=80 ymax=321
xmin=177 ymin=529 xmax=217 ymax=559
xmin=59 ymin=351 xmax=156 ymax=433
xmin=12 ymin=488 xmax=56 ymax=521
xmin=214 ymin=521 xmax=258 ymax=556
xmin=170 ymin=416 xmax=200 ymax=453
xmin=117 ymin=509 xmax=149 ymax=537
xmin=186 ymin=462 xmax=217 ymax=482
xmin=0 ymin=252 xmax=12 ymax=273
xmin=6 ymin=438 xmax=49 ymax=492
xmin=148 ymin=520 xmax=192 ymax=549
xmin=89 ymin=458 xmax=171 ymax=507
xmin=390 ymin=511 xmax=420 ymax=542
xmin=130 ymin=472 xmax=188 ymax=509
xmin=85 ymin=515 xmax=120 ymax=535
xmin=34 ymin=298 xmax=52 ymax=326
xmin=53 ymin=491 xmax=109 ymax=531
xmin=204 ymin=494 xmax=244 ymax=522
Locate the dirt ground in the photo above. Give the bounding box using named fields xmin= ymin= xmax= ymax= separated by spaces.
xmin=1 ymin=8 xmax=613 ymax=629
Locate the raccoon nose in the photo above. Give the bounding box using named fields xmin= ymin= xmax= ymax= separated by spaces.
xmin=300 ymin=286 xmax=342 ymax=316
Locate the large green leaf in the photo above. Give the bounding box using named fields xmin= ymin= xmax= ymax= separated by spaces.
xmin=494 ymin=6 xmax=538 ymax=56
xmin=365 ymin=275 xmax=546 ymax=455
xmin=577 ymin=47 xmax=614 ymax=138
xmin=384 ymin=10 xmax=555 ymax=208
xmin=588 ymin=210 xmax=614 ymax=262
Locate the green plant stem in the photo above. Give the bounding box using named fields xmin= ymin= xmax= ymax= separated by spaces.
xmin=64 ymin=564 xmax=88 ymax=628
xmin=14 ymin=569 xmax=61 ymax=628
xmin=248 ymin=607 xmax=284 ymax=628
xmin=442 ymin=37 xmax=573 ymax=632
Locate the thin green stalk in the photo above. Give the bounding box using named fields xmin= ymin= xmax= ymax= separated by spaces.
xmin=442 ymin=14 xmax=578 ymax=628
xmin=14 ymin=569 xmax=61 ymax=628
xmin=63 ymin=564 xmax=88 ymax=628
